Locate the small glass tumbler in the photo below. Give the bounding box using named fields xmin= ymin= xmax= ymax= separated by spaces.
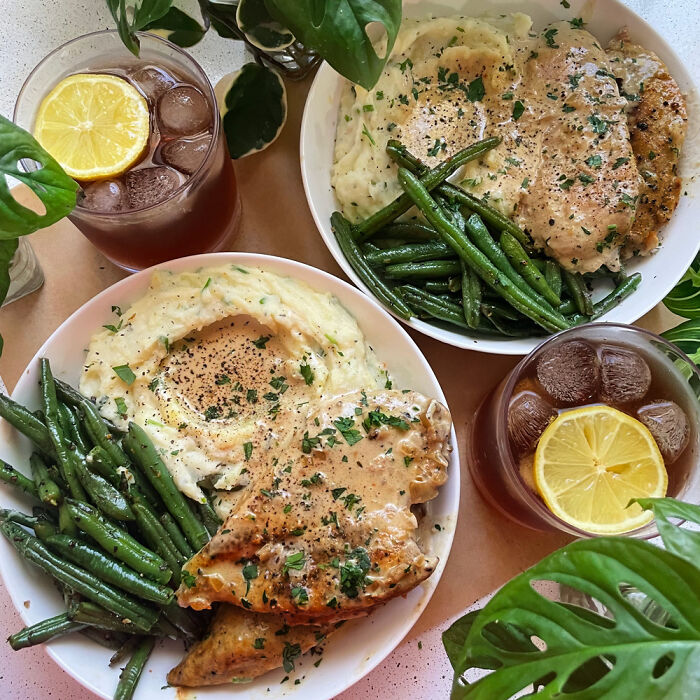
xmin=14 ymin=30 xmax=241 ymax=272
xmin=468 ymin=323 xmax=700 ymax=537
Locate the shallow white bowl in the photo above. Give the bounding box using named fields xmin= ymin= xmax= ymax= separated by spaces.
xmin=0 ymin=252 xmax=459 ymax=700
xmin=301 ymin=0 xmax=700 ymax=355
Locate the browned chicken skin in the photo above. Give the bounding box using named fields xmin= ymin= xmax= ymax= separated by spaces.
xmin=606 ymin=29 xmax=688 ymax=254
xmin=167 ymin=605 xmax=334 ymax=686
xmin=177 ymin=389 xmax=451 ymax=625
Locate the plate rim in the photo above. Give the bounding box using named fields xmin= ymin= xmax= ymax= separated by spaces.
xmin=299 ymin=0 xmax=700 ymax=355
xmin=2 ymin=251 xmax=460 ymax=700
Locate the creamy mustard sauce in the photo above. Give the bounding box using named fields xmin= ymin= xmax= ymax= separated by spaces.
xmin=333 ymin=16 xmax=644 ymax=273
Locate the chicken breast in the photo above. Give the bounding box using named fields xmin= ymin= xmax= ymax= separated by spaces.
xmin=177 ymin=389 xmax=451 ymax=625
xmin=167 ymin=605 xmax=334 ymax=686
xmin=607 ymin=29 xmax=687 ymax=254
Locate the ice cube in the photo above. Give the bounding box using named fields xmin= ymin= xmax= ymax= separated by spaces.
xmin=600 ymin=345 xmax=651 ymax=404
xmin=129 ymin=66 xmax=176 ymax=101
xmin=160 ymin=134 xmax=212 ymax=175
xmin=637 ymin=400 xmax=689 ymax=464
xmin=78 ymin=179 xmax=127 ymax=212
xmin=536 ymin=340 xmax=599 ymax=405
xmin=125 ymin=166 xmax=183 ymax=209
xmin=158 ymin=86 xmax=211 ymax=136
xmin=508 ymin=390 xmax=557 ymax=454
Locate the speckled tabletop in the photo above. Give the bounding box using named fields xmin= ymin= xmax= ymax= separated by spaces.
xmin=0 ymin=1 xmax=699 ymax=699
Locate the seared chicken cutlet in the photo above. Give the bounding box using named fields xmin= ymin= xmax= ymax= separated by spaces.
xmin=177 ymin=389 xmax=451 ymax=624
xmin=167 ymin=605 xmax=334 ymax=686
xmin=607 ymin=29 xmax=687 ymax=253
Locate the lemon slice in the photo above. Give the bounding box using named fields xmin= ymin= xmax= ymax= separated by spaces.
xmin=534 ymin=405 xmax=667 ymax=534
xmin=34 ymin=73 xmax=150 ymax=181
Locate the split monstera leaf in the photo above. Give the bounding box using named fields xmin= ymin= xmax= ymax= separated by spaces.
xmin=107 ymin=0 xmax=402 ymax=157
xmin=444 ymin=497 xmax=700 ymax=698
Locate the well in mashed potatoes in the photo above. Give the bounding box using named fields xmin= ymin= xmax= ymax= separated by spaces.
xmin=80 ymin=265 xmax=387 ymax=509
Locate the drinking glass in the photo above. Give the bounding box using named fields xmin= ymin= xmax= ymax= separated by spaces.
xmin=14 ymin=30 xmax=242 ymax=272
xmin=468 ymin=323 xmax=700 ymax=537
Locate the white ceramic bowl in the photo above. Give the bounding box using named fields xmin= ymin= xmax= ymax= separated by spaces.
xmin=301 ymin=0 xmax=700 ymax=355
xmin=0 ymin=253 xmax=459 ymax=700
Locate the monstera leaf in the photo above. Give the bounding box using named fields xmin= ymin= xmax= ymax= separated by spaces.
xmin=0 ymin=116 xmax=77 ymax=240
xmin=663 ymin=252 xmax=700 ymax=319
xmin=106 ymin=0 xmax=173 ymax=55
xmin=444 ymin=498 xmax=700 ymax=699
xmin=141 ymin=6 xmax=206 ymax=47
xmin=264 ymin=0 xmax=402 ymax=89
xmin=662 ymin=318 xmax=700 ymax=366
xmin=237 ymin=0 xmax=294 ymax=51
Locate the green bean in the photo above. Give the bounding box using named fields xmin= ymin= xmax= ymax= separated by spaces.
xmin=80 ymin=626 xmax=127 ymax=651
xmin=481 ymin=302 xmax=522 ymax=322
xmin=376 ymin=221 xmax=438 ymax=241
xmin=365 ymin=240 xmax=455 ymax=266
xmin=65 ymin=499 xmax=171 ymax=584
xmin=73 ymin=457 xmax=135 ymax=521
xmin=58 ymin=402 xmax=89 ymax=453
xmin=460 ymin=261 xmax=481 ymax=329
xmin=356 ymin=137 xmax=502 ymax=240
xmin=465 ymin=214 xmax=556 ymax=310
xmin=563 ymin=270 xmax=594 ymax=316
xmin=588 ymin=273 xmax=641 ymax=320
xmin=40 ymin=360 xmax=86 ymax=501
xmin=558 ymin=299 xmax=577 ymax=315
xmin=196 ymin=497 xmax=222 ymax=537
xmin=385 ymin=140 xmax=532 ymax=247
xmin=58 ymin=503 xmax=78 ymax=536
xmin=161 ymin=600 xmax=203 ymax=639
xmin=29 ymin=453 xmax=62 ymax=507
xmin=54 ymin=379 xmax=124 ymax=436
xmin=0 ymin=508 xmax=40 ymax=529
xmin=0 ymin=393 xmax=55 ymax=457
xmin=160 ymin=512 xmax=194 ymax=559
xmin=0 ymin=460 xmax=38 ymax=499
xmin=500 ymin=232 xmax=562 ymax=306
xmin=399 ymin=285 xmax=468 ymax=328
xmin=86 ymin=445 xmax=120 ymax=485
xmin=45 ymin=534 xmax=173 ymax=604
xmin=331 ymin=212 xmax=414 ymax=320
xmin=385 ymin=260 xmax=461 ymax=280
xmin=397 ymin=169 xmax=569 ymax=333
xmin=365 ymin=237 xmax=409 ymax=249
xmin=545 ymin=260 xmax=563 ymax=299
xmin=114 ymin=636 xmax=155 ymax=700
xmin=130 ymin=499 xmax=183 ymax=586
xmin=70 ymin=602 xmax=175 ymax=637
xmin=124 ymin=423 xmax=209 ymax=552
xmin=423 ymin=277 xmax=462 ymax=294
xmin=8 ymin=612 xmax=85 ymax=650
xmin=79 ymin=400 xmax=130 ymax=470
xmin=0 ymin=520 xmax=159 ymax=631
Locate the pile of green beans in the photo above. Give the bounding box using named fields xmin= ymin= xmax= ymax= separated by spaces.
xmin=330 ymin=139 xmax=642 ymax=337
xmin=0 ymin=358 xmax=220 ymax=700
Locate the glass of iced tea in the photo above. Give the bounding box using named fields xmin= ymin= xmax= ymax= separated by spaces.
xmin=469 ymin=323 xmax=700 ymax=537
xmin=14 ymin=30 xmax=241 ymax=271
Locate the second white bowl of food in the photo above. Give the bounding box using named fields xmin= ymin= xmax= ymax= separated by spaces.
xmin=300 ymin=0 xmax=699 ymax=354
xmin=0 ymin=252 xmax=458 ymax=699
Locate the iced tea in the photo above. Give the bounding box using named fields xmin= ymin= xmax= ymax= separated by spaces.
xmin=469 ymin=323 xmax=700 ymax=536
xmin=15 ymin=31 xmax=241 ymax=271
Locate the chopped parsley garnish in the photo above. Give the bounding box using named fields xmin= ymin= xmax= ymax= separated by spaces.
xmin=502 ymin=91 xmax=514 ymax=100
xmin=148 ymin=377 xmax=159 ymax=392
xmin=362 ymin=410 xmax=410 ymax=433
xmin=112 ymin=364 xmax=136 ymax=385
xmin=581 ymin=226 xmax=592 ymax=236
xmin=201 ymin=277 xmax=212 ymax=292
xmin=301 ymin=431 xmax=321 ymax=453
xmin=466 ymin=75 xmax=485 ymax=102
xmin=102 ymin=319 xmax=123 ymax=334
xmin=586 ymin=155 xmax=602 ymax=169
xmin=114 ymin=397 xmax=127 ymax=417
xmin=362 ymin=104 xmax=374 ymax=112
xmin=291 ymin=586 xmax=309 ymax=605
xmin=339 ymin=547 xmax=371 ymax=598
xmin=300 ymin=363 xmax=314 ymax=386
xmin=270 ymin=375 xmax=288 ymax=392
xmin=215 ymin=374 xmax=230 ymax=385
xmin=427 ymin=138 xmax=445 ymax=157
xmin=559 ymin=178 xmax=575 ymax=190
xmin=613 ymin=157 xmax=629 ymax=170
xmin=588 ymin=115 xmax=609 ymax=134
xmin=300 ymin=473 xmax=323 ymax=487
xmin=254 ymin=637 xmax=266 ymax=649
xmin=333 ymin=417 xmax=363 ymax=446
xmin=204 ymin=406 xmax=220 ymax=422
xmin=331 ymin=487 xmax=347 ymax=500
xmin=242 ymin=562 xmax=258 ymax=595
xmin=512 ymin=100 xmax=525 ymax=121
xmin=252 ymin=335 xmax=270 ymax=349
xmin=399 ymin=57 xmax=413 ymax=72
xmin=243 ymin=442 xmax=253 ymax=461
xmin=562 ymin=104 xmax=576 ymax=113
xmin=578 ymin=173 xmax=595 ymax=186
xmin=282 ymin=642 xmax=302 ymax=672
xmin=568 ymin=73 xmax=582 ymax=89
xmin=570 ymin=17 xmax=584 ymax=28
xmin=182 ymin=570 xmax=197 ymax=588
xmin=246 ymin=389 xmax=258 ymax=404
xmin=361 ymin=124 xmax=376 ymax=146
xmin=404 ymin=456 xmax=414 ymax=467
xmin=543 ymin=28 xmax=559 ymax=48
xmin=283 ymin=551 xmax=305 ymax=575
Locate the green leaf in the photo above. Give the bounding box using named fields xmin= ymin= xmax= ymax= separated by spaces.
xmin=663 ymin=253 xmax=700 ymax=319
xmin=264 ymin=0 xmax=402 ymax=90
xmin=0 ymin=115 xmax=77 ymax=240
xmin=106 ymin=0 xmax=173 ymax=55
xmin=661 ymin=318 xmax=700 ymax=366
xmin=218 ymin=63 xmax=287 ymax=159
xmin=141 ymin=6 xmax=206 ymax=47
xmin=446 ymin=534 xmax=700 ymax=699
xmin=0 ymin=238 xmax=18 ymax=307
xmin=237 ymin=0 xmax=294 ymax=51
xmin=112 ymin=364 xmax=136 ymax=385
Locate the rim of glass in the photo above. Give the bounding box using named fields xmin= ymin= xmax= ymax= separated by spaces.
xmin=13 ymin=29 xmax=221 ymax=217
xmin=498 ymin=322 xmax=700 ymax=539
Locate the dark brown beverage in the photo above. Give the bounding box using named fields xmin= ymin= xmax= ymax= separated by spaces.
xmin=469 ymin=324 xmax=700 ymax=536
